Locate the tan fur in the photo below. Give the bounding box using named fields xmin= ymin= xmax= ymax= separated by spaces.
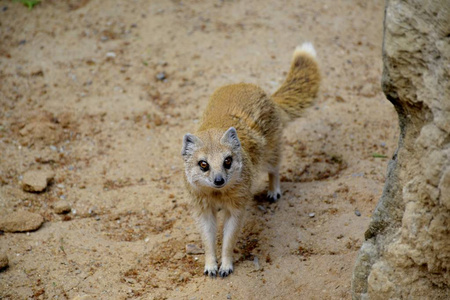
xmin=181 ymin=43 xmax=321 ymax=277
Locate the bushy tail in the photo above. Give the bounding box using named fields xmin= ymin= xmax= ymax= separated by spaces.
xmin=272 ymin=42 xmax=321 ymax=124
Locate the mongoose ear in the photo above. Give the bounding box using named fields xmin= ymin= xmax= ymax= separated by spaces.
xmin=221 ymin=127 xmax=241 ymax=150
xmin=181 ymin=133 xmax=201 ymax=156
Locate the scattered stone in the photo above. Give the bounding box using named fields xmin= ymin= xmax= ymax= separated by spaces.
xmin=0 ymin=253 xmax=8 ymax=271
xmin=335 ymin=95 xmax=345 ymax=102
xmin=360 ymin=83 xmax=376 ymax=97
xmin=156 ymin=72 xmax=166 ymax=81
xmin=309 ymin=213 xmax=315 ymax=218
xmin=22 ymin=170 xmax=54 ymax=192
xmin=178 ymin=272 xmax=191 ymax=282
xmin=227 ymin=293 xmax=232 ymax=299
xmin=53 ymin=201 xmax=71 ymax=214
xmin=71 ymin=295 xmax=95 ymax=300
xmin=355 ymin=210 xmax=361 ymax=217
xmin=0 ymin=211 xmax=44 ymax=232
xmin=19 ymin=121 xmax=63 ymax=145
xmin=173 ymin=252 xmax=184 ymax=260
xmin=257 ymin=205 xmax=266 ymax=212
xmin=186 ymin=244 xmax=205 ymax=255
xmin=124 ymin=277 xmax=137 ymax=285
xmin=253 ymin=256 xmax=260 ymax=270
xmin=106 ymin=52 xmax=116 ymax=58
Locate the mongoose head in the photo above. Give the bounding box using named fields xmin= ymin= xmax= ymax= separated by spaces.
xmin=181 ymin=127 xmax=243 ymax=191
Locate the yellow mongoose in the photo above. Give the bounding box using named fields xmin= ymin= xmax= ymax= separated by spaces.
xmin=181 ymin=42 xmax=320 ymax=277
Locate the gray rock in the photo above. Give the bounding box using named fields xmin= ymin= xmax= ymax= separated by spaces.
xmin=0 ymin=210 xmax=44 ymax=232
xmin=185 ymin=244 xmax=205 ymax=255
xmin=22 ymin=170 xmax=54 ymax=192
xmin=156 ymin=72 xmax=166 ymax=81
xmin=253 ymin=256 xmax=260 ymax=270
xmin=352 ymin=1 xmax=450 ymax=299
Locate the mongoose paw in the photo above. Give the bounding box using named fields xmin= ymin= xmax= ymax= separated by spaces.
xmin=204 ymin=265 xmax=218 ymax=277
xmin=219 ymin=265 xmax=233 ymax=278
xmin=267 ymin=192 xmax=281 ymax=203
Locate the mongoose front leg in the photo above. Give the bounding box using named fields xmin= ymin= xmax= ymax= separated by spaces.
xmin=267 ymin=168 xmax=281 ymax=203
xmin=197 ymin=208 xmax=218 ymax=277
xmin=219 ymin=208 xmax=244 ymax=277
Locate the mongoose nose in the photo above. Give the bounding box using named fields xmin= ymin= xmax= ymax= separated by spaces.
xmin=214 ymin=176 xmax=225 ymax=187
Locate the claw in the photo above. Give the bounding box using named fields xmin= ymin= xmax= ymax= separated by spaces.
xmin=204 ymin=269 xmax=217 ymax=277
xmin=267 ymin=192 xmax=281 ymax=203
xmin=219 ymin=267 xmax=233 ymax=278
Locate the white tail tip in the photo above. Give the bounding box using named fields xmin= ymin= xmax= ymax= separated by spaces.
xmin=294 ymin=42 xmax=317 ymax=58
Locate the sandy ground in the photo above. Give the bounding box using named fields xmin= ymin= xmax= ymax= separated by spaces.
xmin=0 ymin=0 xmax=398 ymax=299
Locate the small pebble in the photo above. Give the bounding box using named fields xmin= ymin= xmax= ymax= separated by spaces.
xmin=186 ymin=244 xmax=205 ymax=255
xmin=253 ymin=256 xmax=260 ymax=270
xmin=309 ymin=213 xmax=315 ymax=218
xmin=53 ymin=201 xmax=71 ymax=214
xmin=257 ymin=205 xmax=266 ymax=212
xmin=156 ymin=72 xmax=166 ymax=81
xmin=106 ymin=52 xmax=116 ymax=58
xmin=355 ymin=210 xmax=361 ymax=217
xmin=0 ymin=253 xmax=8 ymax=271
xmin=173 ymin=252 xmax=184 ymax=260
xmin=227 ymin=293 xmax=232 ymax=299
xmin=22 ymin=170 xmax=54 ymax=193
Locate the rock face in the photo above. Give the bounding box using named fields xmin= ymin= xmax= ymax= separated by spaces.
xmin=351 ymin=1 xmax=450 ymax=299
xmin=0 ymin=211 xmax=44 ymax=232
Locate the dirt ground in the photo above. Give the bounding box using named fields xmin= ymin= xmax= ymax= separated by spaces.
xmin=0 ymin=0 xmax=398 ymax=299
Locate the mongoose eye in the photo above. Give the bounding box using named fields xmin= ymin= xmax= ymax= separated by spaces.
xmin=198 ymin=160 xmax=209 ymax=172
xmin=223 ymin=156 xmax=233 ymax=169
